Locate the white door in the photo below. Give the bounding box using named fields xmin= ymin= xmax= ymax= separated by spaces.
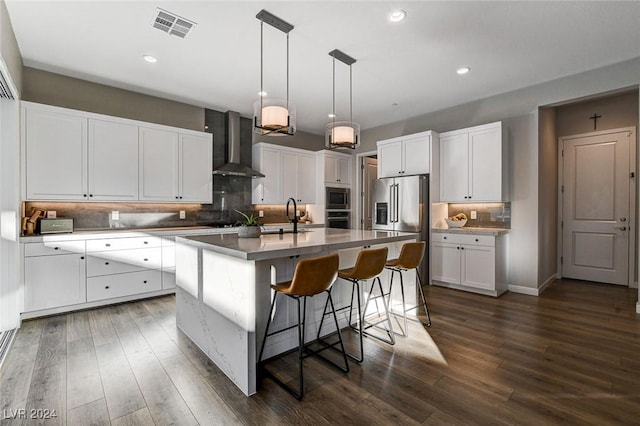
xmin=469 ymin=126 xmax=502 ymax=201
xmin=139 ymin=127 xmax=179 ymax=201
xmin=25 ymin=108 xmax=88 ymax=200
xmin=297 ymin=153 xmax=316 ymax=203
xmin=461 ymin=245 xmax=495 ymax=290
xmin=377 ymin=141 xmax=402 ymax=178
xmin=562 ymin=129 xmax=632 ymax=285
xmin=281 ymin=151 xmax=298 ymax=201
xmin=24 ymin=254 xmax=86 ymax=311
xmin=88 ymin=119 xmax=139 ymax=201
xmin=179 ymin=134 xmax=212 ymax=203
xmin=440 ymin=133 xmax=468 ymax=202
xmin=431 ymin=242 xmax=461 ymax=284
xmin=403 ymin=136 xmax=430 ymax=176
xmin=324 ymin=154 xmax=339 ymax=184
xmin=253 ymin=147 xmax=281 ymax=203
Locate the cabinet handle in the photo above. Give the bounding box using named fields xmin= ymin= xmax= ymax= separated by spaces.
xmin=179 ymin=196 xmax=183 ymax=199
xmin=456 ymin=246 xmax=460 ymax=250
xmin=461 ymin=247 xmax=465 ymax=250
xmin=80 ymin=256 xmax=84 ymax=260
xmin=475 ymin=238 xmax=479 ymax=242
xmin=105 ymin=286 xmax=110 ymax=289
xmin=83 ymin=194 xmax=87 ymax=197
xmin=144 ymin=241 xmax=148 ymax=244
xmin=175 ymin=196 xmax=179 ymax=199
xmin=89 ymin=194 xmax=93 ymax=197
xmin=105 ymin=262 xmax=109 ymax=265
xmin=105 ymin=243 xmax=111 ymax=247
xmin=54 ymin=247 xmax=59 ymax=250
xmin=143 ymin=280 xmax=148 ymax=284
xmin=144 ymin=258 xmax=148 ymax=262
xmin=443 ymin=237 xmax=447 ymax=240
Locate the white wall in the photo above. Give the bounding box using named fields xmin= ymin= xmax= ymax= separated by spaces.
xmin=538 ymin=107 xmax=558 ymax=289
xmin=358 ymin=57 xmax=640 ymax=291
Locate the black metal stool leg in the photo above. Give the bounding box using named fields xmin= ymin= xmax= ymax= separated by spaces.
xmin=415 ymin=269 xmax=431 ymax=327
xmin=258 ymin=291 xmax=278 ymax=364
xmin=361 ymin=277 xmax=395 ymax=345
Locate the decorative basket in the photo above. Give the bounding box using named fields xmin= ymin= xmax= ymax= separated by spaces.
xmin=445 ymin=218 xmax=467 ymax=228
xmin=238 ymin=226 xmax=262 ymax=238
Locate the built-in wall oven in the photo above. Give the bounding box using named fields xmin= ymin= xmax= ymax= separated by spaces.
xmin=326 ymin=187 xmax=350 ymax=210
xmin=326 ymin=211 xmax=351 ymax=229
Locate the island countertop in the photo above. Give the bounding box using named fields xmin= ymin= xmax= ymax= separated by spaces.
xmin=177 ymin=228 xmax=419 ymax=261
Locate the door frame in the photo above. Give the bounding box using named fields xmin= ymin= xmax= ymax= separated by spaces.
xmin=557 ymin=127 xmax=637 ymax=287
xmin=355 ymin=150 xmax=377 ymax=230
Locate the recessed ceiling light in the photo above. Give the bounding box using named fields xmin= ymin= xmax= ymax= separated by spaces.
xmin=143 ymin=55 xmax=158 ymax=63
xmin=457 ymin=67 xmax=471 ymax=75
xmin=328 ymin=113 xmax=336 ymax=118
xmin=389 ymin=10 xmax=406 ymax=22
xmin=258 ymin=91 xmax=268 ymax=97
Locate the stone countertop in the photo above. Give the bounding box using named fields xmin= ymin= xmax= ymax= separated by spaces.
xmin=177 ymin=228 xmax=419 ymax=261
xmin=432 ymin=227 xmax=510 ymax=236
xmin=19 ymin=223 xmax=324 ymax=243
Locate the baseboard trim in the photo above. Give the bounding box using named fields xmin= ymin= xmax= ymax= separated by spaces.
xmin=538 ymin=274 xmax=556 ymax=295
xmin=636 ymin=301 xmax=640 ymax=314
xmin=630 ymin=281 xmax=638 ymax=289
xmin=507 ymin=285 xmax=539 ymax=296
xmin=0 ymin=328 xmax=16 ymax=370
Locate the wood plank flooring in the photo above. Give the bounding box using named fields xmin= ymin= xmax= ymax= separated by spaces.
xmin=1 ymin=279 xmax=640 ymax=425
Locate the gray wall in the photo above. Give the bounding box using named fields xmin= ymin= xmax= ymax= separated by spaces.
xmin=22 ymin=67 xmax=205 ymax=131
xmin=358 ymin=57 xmax=640 ymax=291
xmin=0 ymin=0 xmax=21 ymax=94
xmin=538 ymin=107 xmax=558 ymax=286
xmin=252 ymin=128 xmax=325 ymax=151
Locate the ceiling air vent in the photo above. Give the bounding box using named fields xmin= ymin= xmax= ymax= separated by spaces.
xmin=152 ymin=8 xmax=196 ymax=38
xmin=0 ymin=69 xmax=15 ymax=100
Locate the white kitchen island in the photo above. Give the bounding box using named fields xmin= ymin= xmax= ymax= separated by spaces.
xmin=174 ymin=228 xmax=418 ymax=396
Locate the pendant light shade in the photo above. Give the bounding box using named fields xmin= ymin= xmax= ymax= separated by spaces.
xmin=253 ymin=10 xmax=296 ymax=136
xmin=326 ymin=49 xmax=359 ymax=150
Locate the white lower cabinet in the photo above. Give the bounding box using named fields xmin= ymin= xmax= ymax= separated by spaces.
xmin=24 ymin=242 xmax=87 ymax=312
xmin=87 ymin=270 xmax=162 ymax=302
xmin=432 ymin=232 xmax=507 ymax=296
xmin=161 ymin=237 xmax=176 ymax=289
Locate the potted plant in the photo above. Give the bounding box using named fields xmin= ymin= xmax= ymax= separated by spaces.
xmin=235 ymin=210 xmax=262 ymax=238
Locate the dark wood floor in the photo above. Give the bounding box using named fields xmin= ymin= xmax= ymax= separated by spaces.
xmin=2 ymin=279 xmax=640 ymax=425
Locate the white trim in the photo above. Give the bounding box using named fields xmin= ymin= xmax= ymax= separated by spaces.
xmin=636 ymin=301 xmax=640 ymax=314
xmin=630 ymin=281 xmax=638 ymax=289
xmin=538 ymin=274 xmax=556 ymax=295
xmin=507 ymin=284 xmax=539 ymax=296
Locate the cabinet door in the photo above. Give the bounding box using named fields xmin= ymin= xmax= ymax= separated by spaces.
xmin=253 ymin=147 xmax=281 ymax=203
xmin=469 ymin=127 xmax=502 ymax=202
xmin=377 ymin=141 xmax=402 ymax=178
xmin=431 ymin=241 xmax=461 ymax=284
xmin=179 ymin=134 xmax=212 ymax=203
xmin=24 ymin=253 xmax=86 ymax=312
xmin=281 ymin=151 xmax=299 ymax=202
xmin=337 ymin=156 xmax=351 ymax=185
xmin=297 ymin=153 xmax=316 ymax=203
xmin=324 ymin=154 xmax=339 ymax=184
xmin=88 ymin=119 xmax=139 ymax=201
xmin=139 ymin=127 xmax=179 ymax=201
xmin=461 ymin=245 xmax=495 ymax=290
xmin=25 ymin=108 xmax=88 ymax=200
xmin=440 ymin=133 xmax=469 ymax=202
xmin=403 ymin=136 xmax=430 ymax=176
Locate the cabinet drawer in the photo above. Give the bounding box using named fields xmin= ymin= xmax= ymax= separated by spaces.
xmin=24 ymin=240 xmax=86 ymax=257
xmin=86 ymin=236 xmax=162 ymax=252
xmin=87 ymin=247 xmax=162 ymax=277
xmin=87 ymin=270 xmax=162 ymax=302
xmin=432 ymin=233 xmax=495 ymax=246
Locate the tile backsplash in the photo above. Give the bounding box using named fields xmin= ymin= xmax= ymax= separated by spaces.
xmin=444 ymin=202 xmax=511 ymax=228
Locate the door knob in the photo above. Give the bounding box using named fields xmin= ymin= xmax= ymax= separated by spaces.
xmin=615 ymin=226 xmax=627 ymax=231
xmin=620 ymin=217 xmax=627 ymax=222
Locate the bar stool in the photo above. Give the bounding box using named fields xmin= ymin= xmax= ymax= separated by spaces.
xmin=385 ymin=241 xmax=431 ymax=336
xmin=317 ymin=247 xmax=394 ymax=363
xmin=258 ymin=253 xmax=348 ymax=400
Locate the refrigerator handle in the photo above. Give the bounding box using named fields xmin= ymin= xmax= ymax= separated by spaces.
xmin=394 ymin=183 xmax=400 ymax=223
xmin=389 ymin=184 xmax=395 ymax=224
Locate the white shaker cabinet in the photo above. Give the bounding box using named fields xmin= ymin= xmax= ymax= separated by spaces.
xmin=431 ymin=232 xmax=507 ymax=297
xmin=377 ymin=131 xmax=433 ymax=178
xmin=323 ymin=151 xmax=352 ymax=185
xmin=252 ymin=143 xmax=316 ymax=204
xmin=88 ymin=119 xmax=139 ymax=200
xmin=440 ymin=121 xmax=505 ymax=202
xmin=23 ymin=241 xmax=87 ymax=312
xmin=139 ymin=129 xmax=212 ymax=203
xmin=24 ymin=107 xmax=88 ymax=200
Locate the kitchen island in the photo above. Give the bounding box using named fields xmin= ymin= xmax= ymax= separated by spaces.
xmin=174 ymin=228 xmax=418 ymax=396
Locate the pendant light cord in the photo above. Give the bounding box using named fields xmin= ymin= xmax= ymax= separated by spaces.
xmin=349 ymin=64 xmax=353 ymax=125
xmin=332 ymin=55 xmax=336 ymax=128
xmin=260 ymin=19 xmax=263 ymax=122
xmin=286 ymin=33 xmax=290 ymax=110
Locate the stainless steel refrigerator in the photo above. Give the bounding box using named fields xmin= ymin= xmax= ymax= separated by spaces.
xmin=372 ymin=175 xmax=429 ymax=280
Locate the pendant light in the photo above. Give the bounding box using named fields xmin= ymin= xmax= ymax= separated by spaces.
xmin=253 ymin=10 xmax=296 ymax=136
xmin=326 ymin=49 xmax=359 ymax=149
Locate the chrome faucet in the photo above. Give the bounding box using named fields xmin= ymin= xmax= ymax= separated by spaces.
xmin=286 ymin=197 xmax=298 ymax=234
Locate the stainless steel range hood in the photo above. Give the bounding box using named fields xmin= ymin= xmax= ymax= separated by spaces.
xmin=212 ymin=111 xmax=265 ymax=178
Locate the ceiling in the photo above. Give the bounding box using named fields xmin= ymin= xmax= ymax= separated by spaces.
xmin=6 ymin=1 xmax=640 ymax=135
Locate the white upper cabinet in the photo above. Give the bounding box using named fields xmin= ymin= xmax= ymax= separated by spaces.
xmin=252 ymin=143 xmax=316 ymax=204
xmin=377 ymin=131 xmax=433 ymax=178
xmin=440 ymin=121 xmax=505 ymax=202
xmin=139 ymin=127 xmax=180 ymax=201
xmin=139 ymin=129 xmax=212 ymax=203
xmin=323 ymin=151 xmax=352 ymax=185
xmin=179 ymin=134 xmax=213 ymax=203
xmin=24 ymin=107 xmax=88 ymax=200
xmin=88 ymin=119 xmax=139 ymax=201
xmin=22 ymin=102 xmax=212 ymax=203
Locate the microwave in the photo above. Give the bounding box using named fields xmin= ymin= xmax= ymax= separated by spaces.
xmin=326 ymin=187 xmax=350 ymax=210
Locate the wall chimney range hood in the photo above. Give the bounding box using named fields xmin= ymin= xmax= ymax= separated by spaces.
xmin=212 ymin=111 xmax=265 ymax=178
